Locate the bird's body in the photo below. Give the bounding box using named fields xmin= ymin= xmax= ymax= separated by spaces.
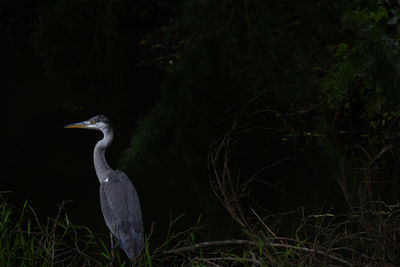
xmin=65 ymin=115 xmax=143 ymax=260
xmin=100 ymin=171 xmax=143 ymax=258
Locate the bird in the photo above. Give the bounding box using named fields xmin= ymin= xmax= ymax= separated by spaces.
xmin=64 ymin=115 xmax=144 ymax=261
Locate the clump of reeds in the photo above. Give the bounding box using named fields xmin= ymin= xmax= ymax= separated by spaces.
xmin=0 ymin=194 xmax=109 ymax=266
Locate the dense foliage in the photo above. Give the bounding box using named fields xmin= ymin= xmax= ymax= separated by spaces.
xmin=3 ymin=0 xmax=400 ymax=265
xmin=25 ymin=0 xmax=400 ymax=228
xmin=116 ymin=0 xmax=400 ymax=214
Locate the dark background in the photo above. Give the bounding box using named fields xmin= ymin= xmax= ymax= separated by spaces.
xmin=3 ymin=0 xmax=400 ymax=244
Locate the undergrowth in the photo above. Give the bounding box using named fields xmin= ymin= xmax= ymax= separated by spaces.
xmin=2 ymin=190 xmax=400 ymax=266
xmin=0 ymin=194 xmax=104 ymax=266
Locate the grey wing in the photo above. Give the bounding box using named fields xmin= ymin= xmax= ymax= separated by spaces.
xmin=99 ymin=171 xmax=143 ymax=259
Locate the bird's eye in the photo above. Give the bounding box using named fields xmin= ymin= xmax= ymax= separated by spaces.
xmin=91 ymin=120 xmax=95 ymax=124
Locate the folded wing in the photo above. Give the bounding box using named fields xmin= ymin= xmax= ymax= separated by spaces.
xmin=100 ymin=170 xmax=143 ymax=260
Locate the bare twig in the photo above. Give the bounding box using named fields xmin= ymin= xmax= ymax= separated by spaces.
xmin=374 ymin=145 xmax=393 ymax=161
xmin=250 ymin=207 xmax=277 ymax=238
xmin=165 ymin=239 xmax=352 ymax=266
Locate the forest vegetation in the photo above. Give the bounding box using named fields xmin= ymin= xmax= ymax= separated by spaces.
xmin=2 ymin=0 xmax=400 ymax=265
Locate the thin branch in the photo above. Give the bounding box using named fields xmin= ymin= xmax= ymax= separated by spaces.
xmin=249 ymin=207 xmax=277 ymax=238
xmin=195 ymin=256 xmax=262 ymax=266
xmin=164 ymin=239 xmax=352 ymax=266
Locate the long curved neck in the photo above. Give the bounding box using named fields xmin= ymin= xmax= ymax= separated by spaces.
xmin=94 ymin=127 xmax=114 ymax=183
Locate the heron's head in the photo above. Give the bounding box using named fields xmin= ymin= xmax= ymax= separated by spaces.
xmin=64 ymin=115 xmax=110 ymax=132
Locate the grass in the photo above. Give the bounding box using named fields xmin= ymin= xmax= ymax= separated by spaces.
xmin=2 ymin=190 xmax=400 ymax=266
xmin=0 ymin=193 xmax=108 ymax=266
xmin=0 ymin=192 xmax=204 ymax=266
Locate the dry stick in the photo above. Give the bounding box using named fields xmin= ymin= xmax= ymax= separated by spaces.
xmin=249 ymin=207 xmax=277 ymax=239
xmin=193 ymin=257 xmax=221 ymax=267
xmin=210 ymin=135 xmax=248 ymax=230
xmin=196 ymin=256 xmax=262 ymax=266
xmin=165 ymin=240 xmax=250 ymax=254
xmin=269 ymin=243 xmax=352 ymax=266
xmin=374 ymin=144 xmax=393 ymax=161
xmin=164 ymin=239 xmax=352 ymax=266
xmin=356 ymin=144 xmax=378 ymax=168
xmin=154 ymin=223 xmax=205 ymax=255
xmin=244 ymin=156 xmax=290 ymax=186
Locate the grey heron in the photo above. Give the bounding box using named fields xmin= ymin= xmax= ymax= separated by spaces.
xmin=65 ymin=115 xmax=144 ymax=261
